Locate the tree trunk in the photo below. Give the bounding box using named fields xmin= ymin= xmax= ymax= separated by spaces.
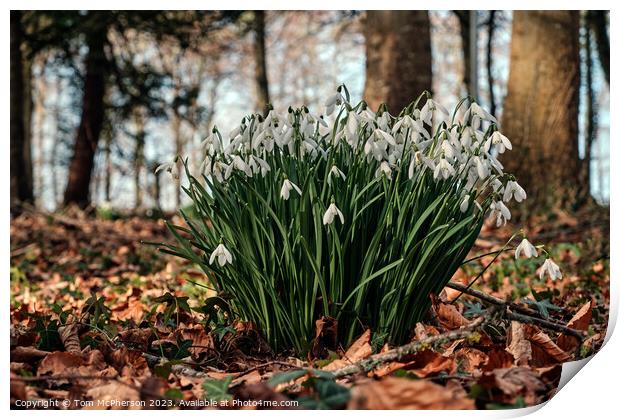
xmin=363 ymin=11 xmax=432 ymax=113
xmin=33 ymin=65 xmax=47 ymax=207
xmin=253 ymin=10 xmax=270 ymax=115
xmin=582 ymin=20 xmax=596 ymax=202
xmin=455 ymin=11 xmax=472 ymax=96
xmin=502 ymin=11 xmax=581 ymax=211
xmin=133 ymin=108 xmax=146 ymax=209
xmin=172 ymin=114 xmax=183 ymax=209
xmin=486 ymin=11 xmax=497 ymax=117
xmin=587 ymin=11 xmax=609 ymax=86
xmin=51 ymin=76 xmax=62 ymax=208
xmin=10 ymin=11 xmax=34 ymax=209
xmin=103 ymin=127 xmax=112 ymax=204
xmin=63 ymin=24 xmax=107 ymax=208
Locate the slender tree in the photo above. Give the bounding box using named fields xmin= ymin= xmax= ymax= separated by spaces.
xmin=486 ymin=11 xmax=497 ymax=117
xmin=582 ymin=15 xmax=597 ymax=200
xmin=63 ymin=13 xmax=108 ymax=207
xmin=253 ymin=11 xmax=271 ymax=115
xmin=586 ymin=11 xmax=609 ymax=86
xmin=363 ymin=11 xmax=432 ymax=113
xmin=10 ymin=11 xmax=34 ymax=209
xmin=502 ymin=11 xmax=582 ymax=210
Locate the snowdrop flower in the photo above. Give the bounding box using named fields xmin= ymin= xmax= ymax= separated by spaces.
xmin=420 ymin=98 xmax=449 ymax=124
xmin=374 ymin=128 xmax=397 ymax=146
xmin=377 ymin=112 xmax=391 ymax=131
xmin=376 ymin=161 xmax=393 ymax=179
xmin=465 ymin=102 xmax=498 ymax=124
xmin=344 ymin=112 xmax=359 ymax=142
xmin=503 ymin=180 xmax=527 ymax=203
xmin=280 ymin=178 xmax=301 ymax=200
xmin=515 ymin=238 xmax=538 ymax=259
xmin=460 ymin=195 xmax=470 ymax=213
xmin=473 ymin=156 xmax=489 ymax=179
xmin=327 ymin=165 xmax=346 ymax=185
xmin=490 ymin=200 xmax=511 ymax=226
xmin=359 ymin=108 xmax=376 ymax=124
xmin=484 ymin=131 xmax=513 ymax=154
xmin=230 ymin=155 xmax=252 ymax=177
xmin=209 ymin=243 xmax=233 ymax=267
xmin=392 ymin=114 xmax=415 ymax=134
xmin=325 ymin=92 xmax=344 ymax=116
xmin=323 ymin=203 xmax=344 ymax=225
xmin=201 ymin=130 xmax=223 ymax=155
xmin=248 ymin=155 xmax=270 ymax=177
xmin=155 ymin=159 xmax=180 ymax=180
xmin=212 ymin=161 xmax=226 ymax=183
xmin=434 ymin=158 xmax=455 ymax=180
xmin=538 ymin=258 xmax=562 ymax=280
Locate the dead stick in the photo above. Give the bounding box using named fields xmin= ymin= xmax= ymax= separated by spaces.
xmin=447 ymin=281 xmax=545 ymax=317
xmin=505 ymin=310 xmax=586 ymax=339
xmin=329 ymin=316 xmax=487 ymax=378
xmin=446 ymin=282 xmax=583 ymax=338
xmin=142 ymin=352 xmax=209 ymax=378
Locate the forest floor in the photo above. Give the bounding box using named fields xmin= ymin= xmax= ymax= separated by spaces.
xmin=10 ymin=205 xmax=610 ymax=410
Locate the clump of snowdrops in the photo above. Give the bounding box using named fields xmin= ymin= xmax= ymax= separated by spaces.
xmin=158 ymin=85 xmax=561 ymax=354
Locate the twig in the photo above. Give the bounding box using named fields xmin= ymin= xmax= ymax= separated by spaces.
xmin=142 ymin=352 xmax=209 ymax=378
xmin=505 ymin=310 xmax=586 ymax=339
xmin=446 ymin=281 xmax=585 ymax=338
xmin=447 ymin=281 xmax=543 ymax=318
xmin=329 ymin=315 xmax=488 ymax=378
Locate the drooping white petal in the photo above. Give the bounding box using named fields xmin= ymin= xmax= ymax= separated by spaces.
xmin=515 ymin=238 xmax=538 ymax=259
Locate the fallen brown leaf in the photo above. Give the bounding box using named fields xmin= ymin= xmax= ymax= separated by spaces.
xmin=557 ymin=300 xmax=594 ymax=352
xmin=349 ymin=377 xmax=475 ymax=409
xmin=324 ymin=329 xmax=372 ymax=371
xmin=506 ymin=321 xmax=532 ymax=366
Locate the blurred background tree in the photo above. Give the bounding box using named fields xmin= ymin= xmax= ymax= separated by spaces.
xmin=9 ymin=10 xmax=610 ymax=216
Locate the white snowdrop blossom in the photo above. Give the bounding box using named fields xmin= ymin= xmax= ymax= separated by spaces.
xmin=323 ymin=203 xmax=345 ymax=225
xmin=328 ymin=165 xmax=346 ymax=185
xmin=155 ymin=159 xmax=180 ymax=180
xmin=538 ymin=258 xmax=562 ymax=280
xmin=325 ymin=92 xmax=344 ymax=116
xmin=490 ymin=200 xmax=511 ymax=227
xmin=503 ymin=180 xmax=527 ymax=203
xmin=209 ymin=243 xmax=233 ymax=267
xmin=460 ymin=195 xmax=470 ymax=213
xmin=280 ymin=179 xmax=301 ymax=201
xmin=434 ymin=158 xmax=455 ymax=180
xmin=485 ymin=131 xmax=512 ymax=154
xmin=515 ymin=238 xmax=538 ymax=259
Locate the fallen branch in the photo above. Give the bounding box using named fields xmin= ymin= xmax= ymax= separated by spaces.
xmin=329 ymin=315 xmax=487 ymax=378
xmin=142 ymin=352 xmax=209 ymax=378
xmin=448 ymin=281 xmax=550 ymax=317
xmin=505 ymin=310 xmax=586 ymax=339
xmin=446 ymin=281 xmax=585 ymax=339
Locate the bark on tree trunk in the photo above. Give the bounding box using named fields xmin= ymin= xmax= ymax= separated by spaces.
xmin=172 ymin=113 xmax=183 ymax=209
xmin=63 ymin=25 xmax=107 ymax=208
xmin=133 ymin=108 xmax=145 ymax=209
xmin=363 ymin=11 xmax=432 ymax=113
xmin=103 ymin=127 xmax=112 ymax=204
xmin=10 ymin=11 xmax=34 ymax=209
xmin=455 ymin=11 xmax=472 ymax=96
xmin=502 ymin=11 xmax=581 ymax=211
xmin=582 ymin=21 xmax=596 ymax=202
xmin=486 ymin=11 xmax=497 ymax=117
xmin=587 ymin=11 xmax=609 ymax=86
xmin=253 ymin=10 xmax=270 ymax=116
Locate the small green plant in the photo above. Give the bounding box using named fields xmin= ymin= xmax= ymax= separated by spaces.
xmin=158 ymin=85 xmax=559 ymax=354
